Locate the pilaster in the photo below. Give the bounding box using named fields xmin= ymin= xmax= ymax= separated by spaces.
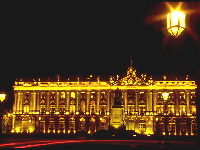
xmin=135 ymin=91 xmax=138 ymax=111
xmin=56 ymin=91 xmax=59 ymax=112
xmin=97 ymin=91 xmax=100 ymax=113
xmin=33 ymin=92 xmax=36 ymax=112
xmin=153 ymin=91 xmax=157 ymax=113
xmin=87 ymin=91 xmax=90 ymax=113
xmin=186 ymin=90 xmax=190 ymax=114
xmin=76 ymin=91 xmax=80 ymax=113
xmin=47 ymin=91 xmax=50 ymax=112
xmin=36 ymin=92 xmax=40 ymax=112
xmin=107 ymin=91 xmax=110 ymax=112
xmin=66 ymin=91 xmax=70 ymax=112
xmin=124 ymin=90 xmax=127 ymax=113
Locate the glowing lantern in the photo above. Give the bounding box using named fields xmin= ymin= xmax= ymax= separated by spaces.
xmin=0 ymin=94 xmax=6 ymax=102
xmin=167 ymin=10 xmax=185 ymax=37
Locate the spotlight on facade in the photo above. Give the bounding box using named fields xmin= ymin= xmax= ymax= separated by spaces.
xmin=0 ymin=94 xmax=6 ymax=102
xmin=162 ymin=92 xmax=169 ymax=101
xmin=167 ymin=10 xmax=185 ymax=37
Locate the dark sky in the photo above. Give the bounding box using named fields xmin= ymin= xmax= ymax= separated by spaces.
xmin=1 ymin=2 xmax=200 ymax=109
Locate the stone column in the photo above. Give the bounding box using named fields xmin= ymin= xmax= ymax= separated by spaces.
xmin=107 ymin=91 xmax=110 ymax=113
xmin=13 ymin=92 xmax=17 ymax=113
xmin=20 ymin=91 xmax=24 ymax=113
xmin=87 ymin=91 xmax=90 ymax=113
xmin=36 ymin=92 xmax=40 ymax=113
xmin=17 ymin=92 xmax=20 ymax=112
xmin=153 ymin=91 xmax=157 ymax=113
xmin=124 ymin=90 xmax=127 ymax=113
xmin=66 ymin=91 xmax=70 ymax=113
xmin=47 ymin=91 xmax=50 ymax=113
xmin=175 ymin=91 xmax=179 ymax=115
xmin=56 ymin=91 xmax=59 ymax=113
xmin=30 ymin=91 xmax=33 ymax=112
xmin=135 ymin=91 xmax=138 ymax=111
xmin=97 ymin=91 xmax=100 ymax=114
xmin=110 ymin=91 xmax=114 ymax=107
xmin=33 ymin=92 xmax=36 ymax=112
xmin=149 ymin=90 xmax=153 ymax=111
xmin=186 ymin=91 xmax=190 ymax=115
xmin=147 ymin=90 xmax=152 ymax=111
xmin=76 ymin=91 xmax=80 ymax=113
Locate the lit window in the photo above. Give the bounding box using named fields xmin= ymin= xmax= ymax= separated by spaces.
xmin=126 ymin=122 xmax=135 ymax=130
xmin=69 ymin=117 xmax=75 ymax=131
xmin=179 ymin=105 xmax=186 ymax=114
xmin=24 ymin=105 xmax=29 ymax=114
xmin=89 ymin=118 xmax=95 ymax=132
xmin=71 ymin=92 xmax=75 ymax=99
xmin=61 ymin=92 xmax=65 ymax=99
xmin=79 ymin=117 xmax=86 ymax=131
xmin=191 ymin=106 xmax=196 ymax=115
xmin=168 ymin=105 xmax=174 ymax=114
xmin=100 ymin=119 xmax=107 ymax=130
xmin=139 ymin=123 xmax=146 ymax=132
xmin=156 ymin=105 xmax=164 ymax=114
xmin=70 ymin=105 xmax=75 ymax=114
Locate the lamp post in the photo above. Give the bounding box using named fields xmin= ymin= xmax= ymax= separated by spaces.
xmin=167 ymin=9 xmax=185 ymax=37
xmin=162 ymin=92 xmax=169 ymax=140
xmin=0 ymin=94 xmax=6 ymax=142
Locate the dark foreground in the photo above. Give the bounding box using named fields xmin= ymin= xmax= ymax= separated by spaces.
xmin=0 ymin=133 xmax=198 ymax=148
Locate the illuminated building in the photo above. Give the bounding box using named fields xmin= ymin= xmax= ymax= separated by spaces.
xmin=12 ymin=64 xmax=197 ymax=136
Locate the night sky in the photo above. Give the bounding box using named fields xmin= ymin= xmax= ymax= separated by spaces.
xmin=1 ymin=2 xmax=200 ymax=109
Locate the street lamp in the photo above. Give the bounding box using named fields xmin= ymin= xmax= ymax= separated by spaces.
xmin=167 ymin=10 xmax=185 ymax=37
xmin=162 ymin=92 xmax=169 ymax=139
xmin=0 ymin=94 xmax=6 ymax=102
xmin=0 ymin=94 xmax=6 ymax=142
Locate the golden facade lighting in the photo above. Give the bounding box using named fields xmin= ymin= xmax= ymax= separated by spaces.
xmin=11 ymin=63 xmax=197 ymax=136
xmin=167 ymin=9 xmax=185 ymax=37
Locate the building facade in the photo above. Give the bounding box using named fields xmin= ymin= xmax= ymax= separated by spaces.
xmin=12 ymin=65 xmax=197 ymax=136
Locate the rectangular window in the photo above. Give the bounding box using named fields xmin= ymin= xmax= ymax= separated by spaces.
xmin=156 ymin=105 xmax=164 ymax=114
xmin=168 ymin=105 xmax=174 ymax=114
xmin=191 ymin=106 xmax=196 ymax=115
xmin=191 ymin=123 xmax=197 ymax=134
xmin=70 ymin=105 xmax=75 ymax=114
xmin=126 ymin=122 xmax=135 ymax=130
xmin=169 ymin=123 xmax=175 ymax=132
xmin=139 ymin=123 xmax=146 ymax=132
xmin=61 ymin=92 xmax=65 ymax=99
xmin=179 ymin=105 xmax=186 ymax=114
xmin=70 ymin=92 xmax=75 ymax=99
xmin=24 ymin=105 xmax=29 ymax=113
xmin=180 ymin=123 xmax=186 ymax=132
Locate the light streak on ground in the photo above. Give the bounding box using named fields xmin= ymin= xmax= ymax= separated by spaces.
xmin=0 ymin=140 xmax=197 ymax=148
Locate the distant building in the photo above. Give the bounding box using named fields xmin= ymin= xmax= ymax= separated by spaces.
xmin=12 ymin=64 xmax=197 ymax=136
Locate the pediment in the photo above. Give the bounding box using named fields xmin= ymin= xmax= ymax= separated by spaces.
xmin=40 ymin=99 xmax=46 ymax=105
xmin=70 ymin=99 xmax=76 ymax=105
xmin=23 ymin=99 xmax=30 ymax=105
xmin=100 ymin=99 xmax=107 ymax=105
xmin=157 ymin=99 xmax=164 ymax=105
xmin=90 ymin=100 xmax=96 ymax=105
xmin=49 ymin=99 xmax=56 ymax=105
xmin=60 ymin=99 xmax=66 ymax=105
xmin=190 ymin=100 xmax=196 ymax=105
xmin=167 ymin=99 xmax=175 ymax=105
xmin=139 ymin=99 xmax=145 ymax=105
xmin=79 ymin=100 xmax=86 ymax=105
xmin=179 ymin=99 xmax=186 ymax=105
xmin=128 ymin=99 xmax=135 ymax=105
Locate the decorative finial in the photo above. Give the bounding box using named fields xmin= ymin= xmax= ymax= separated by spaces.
xmin=130 ymin=56 xmax=132 ymax=66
